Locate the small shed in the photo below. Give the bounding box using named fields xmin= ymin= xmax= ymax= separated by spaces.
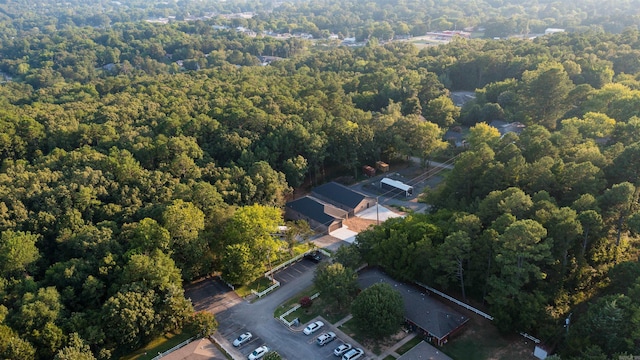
xmin=380 ymin=178 xmax=413 ymax=197
xmin=362 ymin=165 xmax=376 ymax=177
xmin=375 ymin=161 xmax=389 ymax=172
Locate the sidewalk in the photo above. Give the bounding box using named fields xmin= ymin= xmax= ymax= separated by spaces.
xmin=375 ymin=332 xmax=417 ymax=360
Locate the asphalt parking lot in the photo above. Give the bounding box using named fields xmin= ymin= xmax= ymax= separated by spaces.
xmin=185 ymin=276 xmax=242 ymax=315
xmin=219 ymin=325 xmax=267 ymax=358
xmin=294 ymin=321 xmax=365 ymax=360
xmin=188 ymin=257 xmax=372 ymax=360
xmin=273 ymin=257 xmax=320 ymax=285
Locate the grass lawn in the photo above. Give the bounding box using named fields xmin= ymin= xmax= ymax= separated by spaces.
xmin=282 ymin=296 xmax=349 ymax=325
xmin=121 ymin=331 xmax=193 ymax=360
xmin=273 ymin=285 xmax=319 ymax=318
xmin=235 ymin=276 xmax=275 ymax=298
xmin=442 ymin=336 xmax=500 ymax=360
xmin=395 ymin=336 xmax=423 ymax=355
xmin=337 ymin=319 xmax=368 ymax=348
xmin=383 ymin=356 xmax=396 ymax=360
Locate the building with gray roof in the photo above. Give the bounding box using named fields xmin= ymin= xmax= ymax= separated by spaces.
xmin=358 ymin=268 xmax=469 ymax=346
xmin=397 ymin=341 xmax=453 ymax=360
xmin=311 ymin=182 xmax=376 ymax=217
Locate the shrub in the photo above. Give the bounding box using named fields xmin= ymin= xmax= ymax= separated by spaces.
xmin=299 ymin=296 xmax=313 ymax=308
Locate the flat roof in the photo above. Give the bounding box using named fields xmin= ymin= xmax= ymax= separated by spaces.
xmin=381 ymin=178 xmax=413 ymax=192
xmin=397 ymin=341 xmax=453 ymax=360
xmin=358 ymin=269 xmax=468 ymax=340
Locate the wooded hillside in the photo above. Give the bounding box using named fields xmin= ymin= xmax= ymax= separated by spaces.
xmin=1 ymin=1 xmax=640 ymax=359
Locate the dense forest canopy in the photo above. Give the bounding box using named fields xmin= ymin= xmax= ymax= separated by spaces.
xmin=0 ymin=0 xmax=640 ymax=359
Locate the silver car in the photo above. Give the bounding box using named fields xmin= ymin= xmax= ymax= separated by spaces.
xmin=233 ymin=332 xmax=253 ymax=347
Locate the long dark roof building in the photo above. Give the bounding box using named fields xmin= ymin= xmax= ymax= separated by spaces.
xmin=358 ymin=268 xmax=469 ymax=346
xmin=284 ymin=196 xmax=347 ymax=233
xmin=311 ymin=181 xmax=375 ymax=216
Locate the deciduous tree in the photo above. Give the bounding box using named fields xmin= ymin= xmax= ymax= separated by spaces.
xmin=351 ymin=283 xmax=404 ymax=339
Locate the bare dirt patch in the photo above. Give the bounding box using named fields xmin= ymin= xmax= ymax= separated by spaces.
xmin=343 ymin=217 xmax=378 ymax=232
xmin=443 ymin=311 xmax=537 ymax=360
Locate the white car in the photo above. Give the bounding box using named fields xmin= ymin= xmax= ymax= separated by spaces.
xmin=316 ymin=331 xmax=336 ymax=346
xmin=248 ymin=345 xmax=269 ymax=360
xmin=334 ymin=343 xmax=352 ymax=356
xmin=233 ymin=332 xmax=253 ymax=347
xmin=342 ymin=348 xmax=364 ymax=360
xmin=303 ymin=320 xmax=325 ymax=335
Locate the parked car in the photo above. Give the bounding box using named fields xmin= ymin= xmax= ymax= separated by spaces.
xmin=316 ymin=331 xmax=336 ymax=346
xmin=248 ymin=345 xmax=269 ymax=360
xmin=233 ymin=332 xmax=253 ymax=347
xmin=333 ymin=343 xmax=352 ymax=356
xmin=303 ymin=320 xmax=324 ymax=335
xmin=304 ymin=251 xmax=323 ymax=263
xmin=341 ymin=348 xmax=364 ymax=360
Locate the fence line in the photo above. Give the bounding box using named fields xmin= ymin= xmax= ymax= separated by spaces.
xmin=279 ymin=292 xmax=321 ymax=327
xmin=264 ymin=249 xmax=321 ymax=279
xmin=520 ymin=332 xmax=541 ymax=344
xmin=251 ymin=280 xmax=281 ymax=298
xmin=216 ymin=275 xmax=235 ymax=290
xmin=151 ymin=337 xmax=194 ymax=359
xmin=415 ymin=282 xmax=494 ymax=321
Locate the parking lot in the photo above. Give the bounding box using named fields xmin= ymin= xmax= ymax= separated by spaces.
xmin=185 ymin=276 xmax=242 ymax=315
xmin=273 ymin=256 xmax=321 ymax=285
xmin=221 ymin=318 xmax=368 ymax=360
xmin=219 ymin=324 xmax=270 ymax=358
xmin=188 ymin=254 xmax=373 ymax=360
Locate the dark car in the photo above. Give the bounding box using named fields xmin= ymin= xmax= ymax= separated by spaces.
xmin=304 ymin=251 xmax=323 ymax=263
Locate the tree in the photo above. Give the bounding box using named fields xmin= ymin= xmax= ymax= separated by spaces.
xmin=487 ymin=219 xmax=552 ymax=331
xmin=333 ymin=244 xmax=363 ymax=270
xmin=121 ymin=218 xmax=171 ymax=255
xmin=437 ymin=231 xmax=472 ymax=301
xmin=314 ymin=263 xmax=359 ymax=311
xmin=185 ymin=312 xmax=217 ymax=337
xmin=222 ymin=205 xmax=283 ymax=284
xmin=423 ymin=95 xmax=460 ymax=128
xmin=221 ymin=243 xmax=262 ymax=285
xmin=102 ymin=288 xmax=158 ymax=350
xmin=467 ymin=122 xmax=501 ymax=150
xmin=351 ymin=283 xmax=404 ymax=339
xmin=477 ymin=187 xmax=533 ymax=225
xmin=599 ymin=182 xmax=637 ymax=248
xmin=570 ymin=294 xmax=639 ymax=355
xmin=519 ymin=62 xmax=574 ymax=130
xmin=162 ymin=200 xmax=205 ymax=246
xmin=0 ymin=324 xmax=36 ymax=360
xmin=577 ymin=210 xmax=604 ymax=258
xmin=390 ymin=115 xmax=447 ymax=166
xmin=0 ymin=230 xmax=40 ymax=277
xmin=54 ymin=333 xmax=96 ymax=360
xmin=282 ymin=220 xmax=312 ymax=256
